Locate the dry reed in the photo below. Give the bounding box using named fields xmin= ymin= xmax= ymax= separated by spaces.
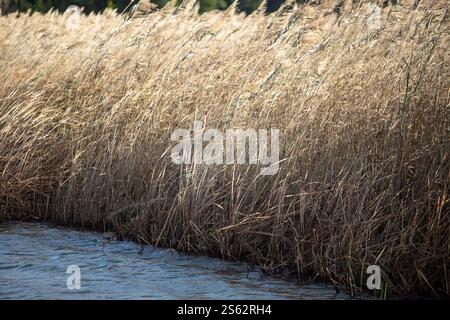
xmin=0 ymin=0 xmax=449 ymax=297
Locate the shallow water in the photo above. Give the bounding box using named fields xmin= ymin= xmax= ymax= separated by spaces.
xmin=0 ymin=223 xmax=349 ymax=300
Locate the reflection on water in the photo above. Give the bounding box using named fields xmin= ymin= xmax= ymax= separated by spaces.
xmin=0 ymin=223 xmax=348 ymax=300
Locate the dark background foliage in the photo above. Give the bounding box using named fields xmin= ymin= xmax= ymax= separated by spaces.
xmin=0 ymin=0 xmax=306 ymax=15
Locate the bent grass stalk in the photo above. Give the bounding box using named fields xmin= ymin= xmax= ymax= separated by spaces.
xmin=0 ymin=0 xmax=448 ymax=297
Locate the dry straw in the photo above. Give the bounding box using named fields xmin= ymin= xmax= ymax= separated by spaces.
xmin=0 ymin=0 xmax=448 ymax=297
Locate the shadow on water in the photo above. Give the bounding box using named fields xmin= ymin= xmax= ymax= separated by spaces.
xmin=0 ymin=222 xmax=353 ymax=300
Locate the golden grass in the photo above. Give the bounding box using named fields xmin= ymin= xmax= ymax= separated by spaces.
xmin=0 ymin=0 xmax=449 ymax=297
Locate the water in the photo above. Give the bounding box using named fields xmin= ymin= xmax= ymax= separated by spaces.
xmin=0 ymin=223 xmax=349 ymax=300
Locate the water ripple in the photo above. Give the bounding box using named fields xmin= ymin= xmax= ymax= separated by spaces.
xmin=0 ymin=222 xmax=348 ymax=300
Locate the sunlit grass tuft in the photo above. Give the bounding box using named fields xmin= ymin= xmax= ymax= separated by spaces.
xmin=0 ymin=0 xmax=448 ymax=297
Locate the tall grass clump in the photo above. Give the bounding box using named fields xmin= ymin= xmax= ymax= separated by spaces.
xmin=0 ymin=0 xmax=448 ymax=297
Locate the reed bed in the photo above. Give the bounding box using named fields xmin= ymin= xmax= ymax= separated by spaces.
xmin=0 ymin=0 xmax=448 ymax=297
